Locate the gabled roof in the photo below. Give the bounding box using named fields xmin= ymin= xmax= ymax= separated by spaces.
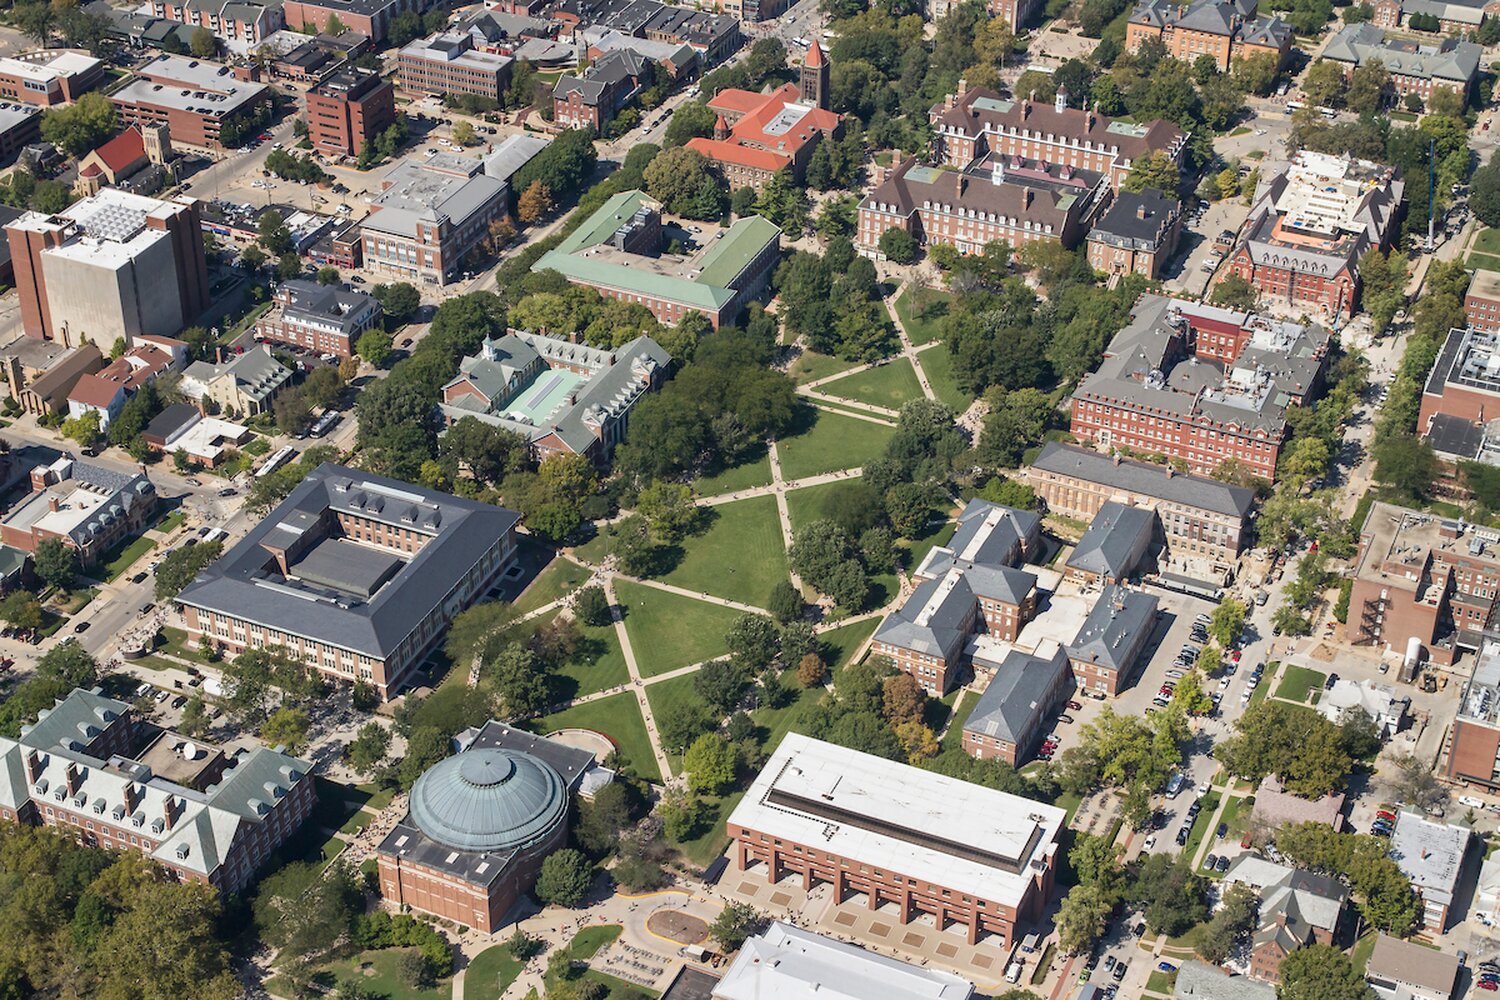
xmin=89 ymin=126 xmax=147 ymax=175
xmin=1066 ymin=501 xmax=1156 ymax=579
xmin=964 ymin=642 xmax=1069 ymax=744
xmin=1066 ymin=584 xmax=1158 ymax=672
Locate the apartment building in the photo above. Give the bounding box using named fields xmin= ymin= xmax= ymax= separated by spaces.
xmin=111 ymin=54 xmax=270 ymax=150
xmin=0 ymin=455 xmax=156 ymax=567
xmin=1126 ymin=0 xmax=1291 ymax=71
xmin=150 ymin=0 xmax=283 ymax=52
xmin=281 ymin=0 xmax=433 ymax=42
xmin=929 ymin=83 xmax=1188 ymax=191
xmin=1065 ymin=583 xmax=1158 ymax=696
xmin=961 ymin=641 xmax=1071 ymax=766
xmin=532 ymin=190 xmax=780 ymax=328
xmin=176 ymin=464 xmax=520 ymax=700
xmin=1221 ymin=151 xmax=1405 ymax=320
xmin=254 ymin=279 xmax=382 ymax=358
xmin=1069 ymin=294 xmax=1330 ymax=481
xmin=1086 ymin=188 xmax=1184 ymax=280
xmin=0 ymin=688 xmax=314 ymax=895
xmin=727 ymin=733 xmax=1065 ymax=949
xmin=361 ymin=153 xmax=509 ymax=286
xmin=553 ymin=48 xmax=652 ymax=134
xmin=398 ymin=32 xmax=513 ymax=104
xmin=306 ymin=65 xmax=395 ymax=158
xmin=1389 ymin=812 xmax=1470 ymax=931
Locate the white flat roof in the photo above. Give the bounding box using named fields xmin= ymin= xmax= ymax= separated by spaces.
xmin=0 ymin=51 xmax=99 ymax=83
xmin=1390 ymin=811 xmax=1469 ymax=906
xmin=715 ymin=923 xmax=973 ymax=1000
xmin=728 ymin=733 xmax=1064 ymax=908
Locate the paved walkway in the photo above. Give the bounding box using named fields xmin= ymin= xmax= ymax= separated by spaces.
xmin=602 ymin=573 xmax=675 ymax=781
xmin=767 ymin=440 xmax=804 ymax=593
xmin=698 ymin=466 xmax=864 ymax=507
xmin=883 ymin=280 xmax=939 ymax=403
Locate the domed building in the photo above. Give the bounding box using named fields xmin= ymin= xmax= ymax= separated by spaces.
xmin=375 ymin=737 xmax=576 ymax=932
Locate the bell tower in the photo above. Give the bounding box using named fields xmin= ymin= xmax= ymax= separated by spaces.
xmin=800 ymin=39 xmax=829 ymax=110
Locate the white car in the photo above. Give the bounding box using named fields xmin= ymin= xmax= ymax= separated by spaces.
xmin=1460 ymin=795 xmax=1486 ymax=809
xmin=1143 ymin=834 xmax=1157 ymax=851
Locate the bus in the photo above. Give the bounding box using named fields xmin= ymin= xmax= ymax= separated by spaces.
xmin=256 ymin=445 xmax=297 ymax=478
xmin=1285 ymin=100 xmax=1305 ymax=113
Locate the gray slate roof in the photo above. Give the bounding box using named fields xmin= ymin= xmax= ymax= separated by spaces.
xmin=1323 ymin=22 xmax=1480 ymax=84
xmin=963 ymin=644 xmax=1069 ymax=745
xmin=1030 ymin=442 xmax=1255 ymax=518
xmin=1067 ymin=501 xmax=1157 ymax=580
xmin=277 ymin=279 xmax=380 ymax=336
xmin=1066 ymin=584 xmax=1158 ymax=673
xmin=1174 ymin=961 xmax=1276 ymax=1000
xmin=873 ymin=571 xmax=975 ymax=661
xmin=1088 ymin=188 xmax=1181 ymax=251
xmin=176 ymin=464 xmax=520 ymax=660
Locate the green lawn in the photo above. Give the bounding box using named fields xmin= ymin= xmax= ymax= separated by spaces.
xmin=1468 ymin=251 xmax=1500 ymax=272
xmin=1181 ymin=791 xmax=1221 ymax=865
xmin=156 ymin=626 xmax=210 ymax=663
xmin=819 ymin=358 xmax=925 ymax=410
xmin=154 ymin=510 xmax=186 ymax=534
xmin=535 ymin=691 xmax=660 ymax=783
xmin=776 ymin=409 xmax=895 ymax=481
xmin=915 ymin=345 xmax=972 ymax=416
xmin=514 ymin=557 xmax=592 ymax=615
xmin=645 ymin=673 xmax=707 ymax=765
xmin=563 ymin=924 xmax=622 ymax=963
xmin=661 ymin=495 xmax=788 ymax=607
xmin=941 ymin=690 xmax=978 ymax=751
xmin=615 ymin=582 xmax=739 ymax=676
xmin=784 ymin=480 xmax=851 ymax=535
xmin=819 ymin=618 xmax=880 ymax=675
xmin=1273 ymin=664 xmax=1326 ymax=705
xmin=1473 ymin=228 xmax=1500 ymax=256
xmin=318 ymin=949 xmax=451 ymax=1000
xmin=576 ymin=970 xmax=656 ymax=1000
xmin=893 ymin=285 xmax=953 ymax=346
xmin=900 ymin=520 xmax=957 ymax=574
xmin=1146 ymin=969 xmax=1178 ymax=994
xmin=1248 ymin=662 xmax=1278 ymax=708
xmin=465 ymin=945 xmax=524 ymax=1000
xmin=101 ymin=534 xmax=157 ymax=582
xmin=1218 ymin=794 xmax=1249 ymax=840
xmin=1350 ymin=930 xmax=1377 ymax=974
xmin=572 ymin=531 xmax=610 ymax=566
xmin=550 ymin=614 xmax=631 ymax=700
xmin=692 ymin=451 xmax=773 ymax=495
xmin=789 ymin=349 xmax=856 ymax=384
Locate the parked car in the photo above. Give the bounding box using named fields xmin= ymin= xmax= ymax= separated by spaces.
xmin=1143 ymin=834 xmax=1157 ymax=851
xmin=72 ymin=621 xmax=90 ymax=633
xmin=1460 ymin=795 xmax=1486 ymax=809
xmin=1204 ymin=853 xmax=1218 ymax=870
xmin=1058 ymin=714 xmax=1074 ymax=724
xmin=1325 ymin=672 xmax=1339 ymax=690
xmin=1215 ymin=855 xmax=1230 ymax=872
xmin=1176 ymin=827 xmax=1190 ymax=846
xmin=1157 ymin=962 xmax=1177 ymax=973
xmin=1067 ymin=700 xmax=1082 ymax=711
xmin=1103 ymin=956 xmax=1116 ymax=972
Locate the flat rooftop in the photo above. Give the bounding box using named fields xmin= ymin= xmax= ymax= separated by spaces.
xmin=714 ymin=922 xmax=973 ymax=1000
xmin=727 ymin=733 xmax=1064 ymax=908
xmin=1427 ymin=326 xmax=1500 ymax=398
xmin=1470 ymin=268 xmax=1500 ymax=302
xmin=289 ymin=536 xmax=405 ymax=599
xmin=0 ymin=51 xmax=100 ymax=83
xmin=135 ymin=730 xmax=227 ymax=789
xmin=1389 ymin=811 xmax=1469 ymax=907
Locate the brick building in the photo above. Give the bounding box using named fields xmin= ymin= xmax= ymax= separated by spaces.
xmin=857 ymin=151 xmax=1111 ymax=259
xmin=0 ymin=103 xmax=41 ymax=168
xmin=1069 ymin=294 xmax=1331 ymax=481
xmin=727 ymin=733 xmax=1065 ymax=948
xmin=685 ymin=47 xmax=841 ymax=193
xmin=1417 ymin=326 xmax=1500 ymax=464
xmin=1389 ymin=812 xmax=1469 ymax=931
xmin=399 ymin=32 xmax=513 ymax=105
xmin=150 ymin=0 xmax=283 ymax=52
xmin=1371 ymin=0 xmax=1499 ymax=33
xmin=532 ymin=190 xmax=780 ymax=328
xmin=439 ymin=330 xmax=668 ymax=463
xmin=7 ymin=188 xmax=210 ymax=347
xmin=1222 ymin=856 xmax=1348 ymax=984
xmin=281 ymin=0 xmax=433 ymax=42
xmin=0 ymin=50 xmax=103 ymax=106
xmin=552 ymin=48 xmax=652 ymax=134
xmin=1347 ymin=500 xmax=1500 ymax=666
xmin=1065 ymin=584 xmax=1158 ymax=697
xmin=929 ymin=84 xmax=1188 ymax=191
xmin=0 ymin=455 xmax=156 ymax=567
xmin=377 ymin=722 xmax=599 ymax=933
xmin=961 ymin=641 xmax=1071 ymax=766
xmin=1446 ymin=640 xmax=1500 ymax=792
xmin=1086 ymin=187 xmax=1184 ymax=280
xmin=111 ymin=54 xmax=270 ymax=150
xmin=176 ymin=464 xmax=519 ymax=700
xmin=1022 ymin=441 xmax=1256 ymax=578
xmin=1126 ymin=0 xmax=1291 ymax=71
xmin=930 ymin=0 xmax=1042 ymax=30
xmin=361 ymin=152 xmax=509 ymax=286
xmin=0 ymin=688 xmax=313 ymax=895
xmin=1467 ymin=270 xmax=1500 ymax=334
xmin=254 ymin=279 xmax=382 ymax=358
xmin=1323 ymin=23 xmax=1480 ymax=105
xmin=1063 ymin=501 xmax=1159 ymax=585
xmin=871 ymin=499 xmax=1041 ymax=694
xmin=306 ymin=65 xmax=395 ymax=158
xmin=1221 ymin=151 xmax=1404 ymax=321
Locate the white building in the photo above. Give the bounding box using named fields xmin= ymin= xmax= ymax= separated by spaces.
xmin=1389 ymin=812 xmax=1470 ymax=932
xmin=712 ymin=923 xmax=973 ymax=1000
xmin=1318 ymin=678 xmax=1409 ymax=737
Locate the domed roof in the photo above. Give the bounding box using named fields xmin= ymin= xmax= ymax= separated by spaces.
xmin=408 ymin=748 xmax=568 ymax=853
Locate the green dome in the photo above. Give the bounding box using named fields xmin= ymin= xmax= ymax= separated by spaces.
xmin=408 ymin=748 xmax=568 ymax=853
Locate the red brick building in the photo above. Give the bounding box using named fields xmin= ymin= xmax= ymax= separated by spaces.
xmin=306 ymin=65 xmax=394 ymax=158
xmin=0 ymin=51 xmax=103 ymax=107
xmin=1125 ymin=0 xmax=1292 ymax=72
xmin=254 ymin=279 xmax=382 ymax=358
xmin=1086 ymin=187 xmax=1184 ymax=280
xmin=110 ymin=54 xmax=269 ymax=151
xmin=960 ymin=641 xmax=1071 ymax=766
xmin=1220 ymin=150 xmax=1404 ymax=321
xmin=1467 ymin=269 xmax=1500 ymax=334
xmin=281 ymin=0 xmax=433 ymax=42
xmin=727 ymin=733 xmax=1065 ymax=948
xmin=1322 ymin=23 xmax=1480 ymax=105
xmin=0 ymin=688 xmax=314 ymax=895
xmin=398 ymin=32 xmax=513 ymax=105
xmin=1069 ymin=294 xmax=1330 ymax=481
xmin=929 ymin=84 xmax=1188 ymax=191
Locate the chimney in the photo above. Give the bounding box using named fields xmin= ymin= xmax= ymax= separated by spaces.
xmin=47 ymin=496 xmax=59 ymax=513
xmin=125 ymin=782 xmax=143 ymax=813
xmin=65 ymin=763 xmax=82 ymax=797
xmin=991 ymin=160 xmax=1005 ymax=186
xmin=1113 ymin=453 xmax=1121 ymax=466
xmin=25 ymin=751 xmax=42 ymax=783
xmin=1137 ymin=203 xmax=1150 ymax=220
xmin=1022 ymin=98 xmax=1031 ymax=119
xmin=1024 ymin=189 xmax=1033 ymax=208
xmin=957 ymin=77 xmax=968 ymax=97
xmin=162 ymin=795 xmax=177 ymax=832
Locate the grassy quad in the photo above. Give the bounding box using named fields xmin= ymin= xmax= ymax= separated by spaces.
xmin=691 ymin=450 xmax=773 ymax=495
xmin=916 ymin=344 xmax=973 ymax=416
xmin=788 ymin=349 xmax=857 ymax=384
xmin=661 ymin=495 xmax=788 ymax=607
xmin=527 ymin=610 xmax=630 ymax=701
xmin=819 ymin=358 xmax=925 ymax=410
xmin=783 ymin=480 xmax=850 ymax=535
xmin=465 ymin=945 xmax=525 ymax=1000
xmin=534 ymin=690 xmax=660 ymax=783
xmin=513 ymin=556 xmax=592 ymax=615
xmin=776 ymin=409 xmax=895 ymax=481
xmin=613 ymin=579 xmax=740 ymax=676
xmin=893 ymin=285 xmax=953 ymax=345
xmin=1272 ymin=664 xmax=1326 ymax=705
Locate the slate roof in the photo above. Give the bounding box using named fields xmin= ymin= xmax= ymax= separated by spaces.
xmin=1066 ymin=502 xmax=1156 ymax=580
xmin=963 ymin=643 xmax=1069 ymax=745
xmin=183 ymin=345 xmax=291 ymax=405
xmin=873 ymin=570 xmax=976 ymax=661
xmin=1323 ymin=22 xmax=1480 ymax=83
xmin=176 ymin=464 xmax=520 ymax=660
xmin=276 ymin=278 xmax=381 ymax=336
xmin=1174 ymin=961 xmax=1276 ymax=1000
xmin=1066 ymin=584 xmax=1158 ymax=673
xmin=1031 ymin=441 xmax=1255 ymax=518
xmin=1088 ymin=188 xmax=1181 ymax=250
xmin=861 ymin=154 xmax=1104 ymax=235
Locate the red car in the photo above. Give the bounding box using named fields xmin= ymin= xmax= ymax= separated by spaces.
xmin=1067 ymin=700 xmax=1082 ymax=711
xmin=1376 ymin=809 xmax=1397 ymax=822
xmin=1477 ymin=981 xmax=1496 ymax=991
xmin=1229 ymin=649 xmax=1242 ymax=662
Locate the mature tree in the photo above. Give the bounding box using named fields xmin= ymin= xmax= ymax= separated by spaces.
xmin=189 ymin=25 xmax=216 ymax=57
xmin=517 ymin=180 xmax=553 ymax=225
xmin=574 ymin=585 xmax=611 ymax=627
xmin=535 ymin=849 xmax=593 ymax=907
xmin=488 ymin=644 xmax=551 ymax=717
xmin=347 ymin=722 xmax=391 ymax=774
xmin=0 ymin=590 xmax=43 ymax=632
xmin=1373 ymin=434 xmax=1440 ymax=500
xmin=260 ymin=706 xmax=311 ymax=753
xmin=1122 ymin=151 xmax=1180 ymax=194
xmin=693 ymin=658 xmax=749 ymax=714
xmin=636 ymin=481 xmax=699 ymax=541
xmin=1198 ymin=881 xmax=1259 ymax=964
xmin=768 ymin=580 xmax=803 ymax=624
xmin=657 ymin=786 xmax=708 ymax=839
xmin=38 ymin=639 xmax=98 ymax=688
xmin=881 ymin=673 xmax=926 ymax=727
xmin=878 ymin=227 xmax=917 ymax=263
xmin=1056 ymin=883 xmax=1114 ymax=955
xmin=1214 ymin=701 xmax=1356 ymax=797
xmin=684 ymin=732 xmax=738 ymax=794
xmin=32 ymin=537 xmax=76 ymax=592
xmin=1278 ymin=945 xmax=1376 ymax=1000
xmin=796 ymin=653 xmax=826 ymax=688
xmin=657 ymin=697 xmax=718 ymax=754
xmin=1168 ymin=670 xmax=1214 ymax=715
xmin=644 ymin=147 xmax=725 ymax=220
xmin=1209 ymin=599 xmax=1247 ymax=647
xmin=1345 ymin=62 xmax=1390 ymax=114
xmin=664 ymin=100 xmax=717 ymax=146
xmin=725 ymin=614 xmax=780 ymax=672
xmin=709 ymin=902 xmax=761 ymax=952
xmin=40 ymin=93 xmax=116 ymax=157
xmin=61 ymin=409 xmax=102 ymax=450
xmin=372 ymin=281 xmax=420 ymax=325
xmin=1384 ymin=751 xmax=1447 ymax=813
xmin=1211 ymin=274 xmax=1258 ymax=310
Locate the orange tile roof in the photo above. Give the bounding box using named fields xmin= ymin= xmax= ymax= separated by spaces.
xmin=693 ymin=84 xmax=840 ymax=173
xmin=708 ymin=87 xmax=771 ymax=115
xmin=686 ymin=136 xmax=790 ymax=173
